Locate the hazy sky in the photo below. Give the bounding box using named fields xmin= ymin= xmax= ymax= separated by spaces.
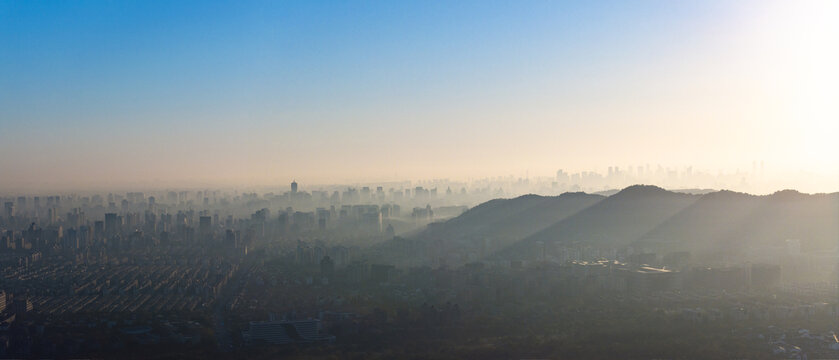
xmin=1 ymin=0 xmax=837 ymax=191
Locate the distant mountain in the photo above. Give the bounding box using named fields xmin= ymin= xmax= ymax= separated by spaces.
xmin=740 ymin=190 xmax=839 ymax=252
xmin=420 ymin=192 xmax=604 ymax=247
xmin=377 ymin=185 xmax=838 ymax=265
xmin=640 ymin=189 xmax=839 ymax=255
xmin=499 ymin=185 xmax=699 ymax=258
xmin=495 ymin=186 xmax=839 ymax=261
xmin=670 ymin=188 xmax=718 ymax=195
xmin=372 ymin=192 xmax=604 ymax=266
xmin=526 ymin=185 xmax=697 ymax=246
xmin=636 ymin=190 xmax=761 ymax=253
xmin=595 ymin=188 xmax=717 ymax=196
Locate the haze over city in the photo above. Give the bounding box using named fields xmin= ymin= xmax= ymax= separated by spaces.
xmin=1 ymin=1 xmax=838 ymax=359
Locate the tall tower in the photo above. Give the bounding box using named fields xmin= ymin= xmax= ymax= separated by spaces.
xmin=291 ymin=180 xmax=298 ymax=194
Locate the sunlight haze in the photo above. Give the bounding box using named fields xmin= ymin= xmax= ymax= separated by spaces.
xmin=1 ymin=0 xmax=837 ymax=192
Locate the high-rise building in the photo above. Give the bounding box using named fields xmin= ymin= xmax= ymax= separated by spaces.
xmin=105 ymin=213 xmax=120 ymax=236
xmin=291 ymin=180 xmax=298 ymax=194
xmin=225 ymin=229 xmax=239 ymax=248
xmin=47 ymin=207 xmax=57 ymax=224
xmin=199 ymin=216 xmax=212 ymax=238
xmin=3 ymin=202 xmax=13 ymax=219
xmin=63 ymin=228 xmax=78 ymax=250
xmin=94 ymin=221 xmax=105 ymax=240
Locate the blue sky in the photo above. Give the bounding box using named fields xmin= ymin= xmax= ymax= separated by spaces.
xmin=1 ymin=0 xmax=837 ymax=190
xmin=2 ymin=1 xmax=711 ymax=126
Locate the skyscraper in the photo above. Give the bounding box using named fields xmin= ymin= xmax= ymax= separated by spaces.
xmin=3 ymin=202 xmax=13 ymax=219
xmin=105 ymin=213 xmax=120 ymax=237
xmin=291 ymin=180 xmax=298 ymax=194
xmin=199 ymin=216 xmax=212 ymax=239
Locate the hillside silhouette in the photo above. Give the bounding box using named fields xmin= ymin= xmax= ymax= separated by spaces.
xmin=403 ymin=185 xmax=839 ymax=263
xmin=497 ymin=185 xmax=698 ymax=257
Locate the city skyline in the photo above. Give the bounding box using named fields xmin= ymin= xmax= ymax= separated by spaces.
xmin=2 ymin=1 xmax=838 ymax=358
xmin=0 ymin=163 xmax=833 ymax=196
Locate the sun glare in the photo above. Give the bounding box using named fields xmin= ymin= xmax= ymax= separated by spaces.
xmin=756 ymin=0 xmax=839 ymax=168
